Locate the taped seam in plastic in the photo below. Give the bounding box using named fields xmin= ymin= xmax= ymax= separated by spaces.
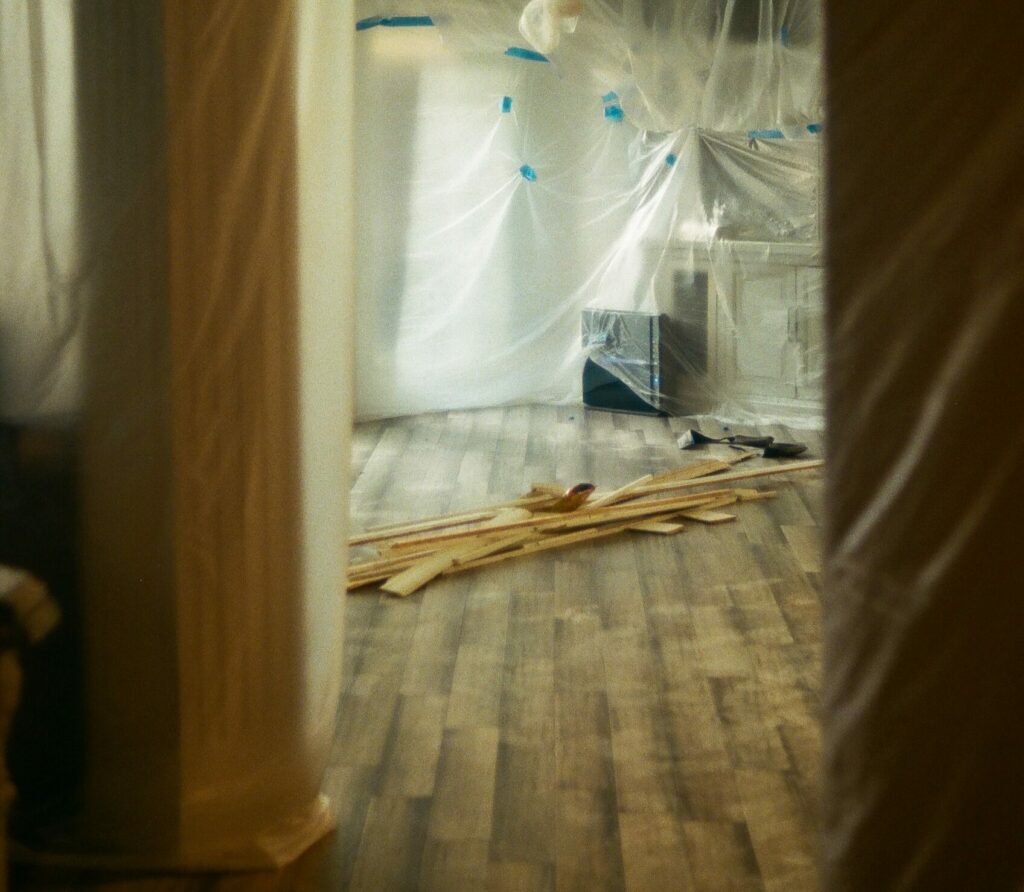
xmin=745 ymin=124 xmax=821 ymax=140
xmin=602 ymin=93 xmax=624 ymax=121
xmin=505 ymin=46 xmax=549 ymax=63
xmin=356 ymin=15 xmax=434 ymax=31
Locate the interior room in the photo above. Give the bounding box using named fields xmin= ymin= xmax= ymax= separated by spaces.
xmin=2 ymin=1 xmax=1021 ymax=891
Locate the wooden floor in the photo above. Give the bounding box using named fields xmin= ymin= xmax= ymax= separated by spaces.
xmin=14 ymin=405 xmax=825 ymax=892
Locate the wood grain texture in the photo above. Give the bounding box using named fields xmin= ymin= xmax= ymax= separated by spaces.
xmin=15 ymin=407 xmax=824 ymax=891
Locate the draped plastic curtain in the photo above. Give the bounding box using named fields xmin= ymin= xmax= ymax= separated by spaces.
xmin=824 ymin=2 xmax=1024 ymax=887
xmin=0 ymin=1 xmax=81 ymax=424
xmin=355 ymin=0 xmax=824 ymax=424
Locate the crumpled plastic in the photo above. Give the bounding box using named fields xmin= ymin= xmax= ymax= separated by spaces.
xmin=518 ymin=0 xmax=581 ymax=55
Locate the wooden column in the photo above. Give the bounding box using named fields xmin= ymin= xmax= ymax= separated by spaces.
xmin=68 ymin=0 xmax=352 ymax=867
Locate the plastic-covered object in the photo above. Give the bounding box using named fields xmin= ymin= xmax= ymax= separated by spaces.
xmin=824 ymin=2 xmax=1024 ymax=888
xmin=1 ymin=0 xmax=352 ymax=869
xmin=518 ymin=0 xmax=580 ymax=55
xmin=354 ymin=0 xmax=825 ymax=427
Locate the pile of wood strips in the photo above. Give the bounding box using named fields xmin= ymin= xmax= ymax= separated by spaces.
xmin=347 ymin=455 xmax=823 ymax=597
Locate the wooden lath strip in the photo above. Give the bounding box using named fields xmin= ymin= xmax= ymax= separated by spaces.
xmin=347 ymin=494 xmax=719 ymax=590
xmin=380 ymin=530 xmax=538 ymax=597
xmin=680 ymin=508 xmax=736 ymax=524
xmin=349 ymin=451 xmax=772 ymax=547
xmin=526 ymin=455 xmax=814 ymax=514
xmin=378 ymin=509 xmax=534 ymax=597
xmin=349 ymin=493 xmax=555 ymax=546
xmin=352 ymin=510 xmax=686 ymax=593
xmin=380 ymin=489 xmax=738 ymax=554
xmin=612 ymin=459 xmax=821 ymax=502
xmin=347 ymin=460 xmax=823 ymax=594
xmin=587 ymin=474 xmax=655 ymax=509
xmin=630 ymin=519 xmax=687 ymax=534
xmin=442 ymin=512 xmax=685 ymax=576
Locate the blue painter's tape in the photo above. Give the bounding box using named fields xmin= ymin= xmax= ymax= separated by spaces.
xmin=520 ymin=164 xmax=538 ymax=182
xmin=666 ymin=153 xmax=678 ymax=167
xmin=604 ymin=105 xmax=624 ymax=122
xmin=780 ymin=25 xmax=791 ymax=47
xmin=807 ymin=122 xmax=823 ymax=134
xmin=747 ymin=129 xmax=785 ymax=140
xmin=356 ymin=15 xmax=434 ymax=31
xmin=501 ymin=96 xmax=513 ymax=113
xmin=384 ymin=15 xmax=434 ymax=27
xmin=505 ymin=46 xmax=549 ymax=63
xmin=602 ymin=91 xmax=619 ymax=103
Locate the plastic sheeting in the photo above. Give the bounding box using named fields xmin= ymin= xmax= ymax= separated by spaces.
xmin=0 ymin=1 xmax=81 ymax=424
xmin=824 ymin=2 xmax=1024 ymax=888
xmin=355 ymin=0 xmax=824 ymax=425
xmin=1 ymin=0 xmax=352 ymax=869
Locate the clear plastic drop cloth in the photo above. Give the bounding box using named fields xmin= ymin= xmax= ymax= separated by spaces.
xmin=354 ymin=0 xmax=824 ymax=427
xmin=0 ymin=1 xmax=82 ymax=425
xmin=1 ymin=0 xmax=352 ymax=870
xmin=823 ymin=2 xmax=1024 ymax=888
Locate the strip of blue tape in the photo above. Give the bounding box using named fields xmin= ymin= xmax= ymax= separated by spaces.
xmin=356 ymin=15 xmax=434 ymax=31
xmin=602 ymin=91 xmax=619 ymax=103
xmin=666 ymin=153 xmax=678 ymax=167
xmin=506 ymin=46 xmax=549 ymax=63
xmin=780 ymin=25 xmax=791 ymax=47
xmin=520 ymin=164 xmax=538 ymax=181
xmin=748 ymin=129 xmax=785 ymax=140
xmin=501 ymin=96 xmax=513 ymax=113
xmin=388 ymin=15 xmax=434 ymax=26
xmin=604 ymin=105 xmax=624 ymax=121
xmin=807 ymin=122 xmax=822 ymax=134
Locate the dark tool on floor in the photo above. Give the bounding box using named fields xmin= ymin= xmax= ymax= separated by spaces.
xmin=763 ymin=442 xmax=808 ymax=458
xmin=677 ymin=429 xmax=807 ymax=457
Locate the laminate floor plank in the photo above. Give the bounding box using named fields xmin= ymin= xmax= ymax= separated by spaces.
xmin=490 ymin=741 xmax=557 ymax=865
xmin=734 ymin=769 xmax=818 ymax=892
xmin=555 ymin=788 xmax=627 ymax=892
xmin=555 ymin=689 xmax=617 ymax=793
xmin=418 ymin=840 xmax=490 ymax=892
xmin=347 ymin=794 xmax=432 ymax=892
xmin=682 ymin=821 xmax=764 ymax=892
xmin=487 ymin=861 xmax=555 ymax=892
xmin=618 ymin=811 xmax=697 ymax=892
xmin=445 ymin=580 xmax=513 ymax=730
xmin=14 ymin=407 xmax=825 ymax=892
xmin=425 ymin=727 xmax=500 ymax=844
xmin=376 ymin=694 xmax=449 ymax=798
